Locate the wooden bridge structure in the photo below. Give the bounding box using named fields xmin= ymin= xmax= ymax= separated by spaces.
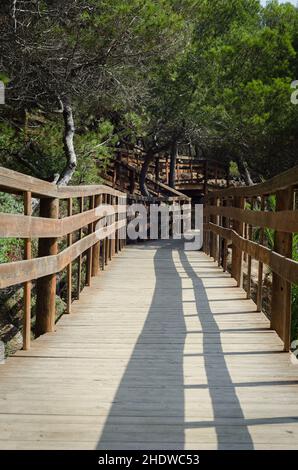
xmin=0 ymin=165 xmax=297 ymax=449
xmin=104 ymin=150 xmax=229 ymax=201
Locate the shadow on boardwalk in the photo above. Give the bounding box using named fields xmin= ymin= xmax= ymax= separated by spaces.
xmin=97 ymin=240 xmax=253 ymax=450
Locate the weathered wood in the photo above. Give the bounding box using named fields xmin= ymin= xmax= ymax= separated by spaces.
xmin=205 ymin=205 xmax=298 ymax=233
xmin=23 ymin=191 xmax=32 ymax=350
xmin=92 ymin=195 xmax=102 ymax=276
xmin=208 ymin=223 xmax=298 ymax=286
xmin=77 ymin=197 xmax=84 ymax=300
xmin=0 ymin=220 xmax=126 ymax=289
xmin=86 ymin=196 xmax=94 ymax=287
xmin=246 ymin=224 xmax=252 ymax=300
xmin=1 ymin=240 xmax=298 ymax=450
xmin=271 ymin=188 xmax=294 ymax=352
xmin=0 ymin=204 xmax=126 ymax=239
xmin=211 ymin=164 xmax=298 ymax=198
xmin=222 ymin=198 xmax=228 ymax=272
xmin=35 ymin=198 xmax=59 ymax=337
xmin=210 ymin=197 xmax=219 ymax=260
xmin=256 ymin=196 xmax=265 ymax=312
xmin=66 ymin=198 xmax=73 ymax=314
xmin=231 ymin=197 xmax=244 ymax=287
xmin=0 ymin=166 xmax=124 ymax=199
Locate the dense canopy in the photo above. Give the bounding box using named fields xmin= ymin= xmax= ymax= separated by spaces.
xmin=0 ymin=0 xmax=297 ymax=188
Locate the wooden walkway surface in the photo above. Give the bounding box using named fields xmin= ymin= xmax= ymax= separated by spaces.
xmin=1 ymin=239 xmax=298 ymax=450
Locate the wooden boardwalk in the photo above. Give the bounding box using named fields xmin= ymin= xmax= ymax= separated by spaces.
xmin=1 ymin=239 xmax=298 ymax=450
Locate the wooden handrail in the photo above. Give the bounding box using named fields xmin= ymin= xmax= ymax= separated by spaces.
xmin=203 ymin=170 xmax=298 ymax=352
xmin=209 ymin=165 xmax=298 ymax=198
xmin=0 ymin=166 xmax=125 ymax=198
xmin=0 ymin=166 xmax=189 ymax=350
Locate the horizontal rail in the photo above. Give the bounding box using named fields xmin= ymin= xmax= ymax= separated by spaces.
xmin=208 ymin=222 xmax=298 ymax=285
xmin=203 ymin=174 xmax=298 ymax=352
xmin=0 ymin=204 xmax=126 ymax=238
xmin=205 ymin=206 xmax=298 ymax=233
xmin=0 ymin=167 xmax=125 ymax=198
xmin=209 ymin=165 xmax=298 ymax=198
xmin=0 ymin=166 xmax=190 ymax=350
xmin=0 ymin=219 xmax=126 ymax=289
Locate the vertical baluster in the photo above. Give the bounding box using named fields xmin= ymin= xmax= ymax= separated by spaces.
xmin=23 ymin=191 xmax=32 ymax=350
xmin=66 ymin=198 xmax=72 ymax=313
xmin=271 ymin=188 xmax=293 ymax=351
xmin=256 ymin=195 xmax=265 ymax=311
xmin=77 ymin=197 xmax=84 ymax=299
xmin=247 ymin=219 xmax=252 ymax=300
xmin=86 ymin=195 xmax=94 ymax=286
xmin=92 ymin=194 xmax=101 ymax=276
xmin=231 ymin=196 xmax=244 ymax=287
xmin=222 ymin=197 xmax=228 ymax=272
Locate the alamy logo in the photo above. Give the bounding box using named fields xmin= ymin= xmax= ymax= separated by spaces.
xmin=94 ymin=203 xmax=204 ymax=251
xmin=0 ymin=81 xmax=5 ymax=104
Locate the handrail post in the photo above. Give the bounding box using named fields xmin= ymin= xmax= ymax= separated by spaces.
xmin=256 ymin=196 xmax=265 ymax=311
xmin=66 ymin=198 xmax=72 ymax=314
xmin=210 ymin=196 xmax=219 ymax=261
xmin=271 ymin=187 xmax=294 ymax=351
xmin=86 ymin=195 xmax=95 ymax=286
xmin=77 ymin=197 xmax=84 ymax=298
xmin=23 ymin=191 xmax=32 ymax=350
xmin=92 ymin=194 xmax=101 ymax=276
xmin=231 ymin=196 xmax=244 ymax=287
xmin=35 ymin=197 xmax=59 ymax=337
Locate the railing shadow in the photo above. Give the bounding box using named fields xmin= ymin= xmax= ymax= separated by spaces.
xmin=97 ymin=240 xmax=186 ymax=449
xmin=97 ymin=240 xmax=254 ymax=449
xmin=178 ymin=249 xmax=254 ymax=449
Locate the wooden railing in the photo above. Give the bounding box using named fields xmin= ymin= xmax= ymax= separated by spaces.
xmin=203 ymin=165 xmax=298 ymax=351
xmin=0 ymin=167 xmax=189 ymax=351
xmin=106 ymin=150 xmax=229 ymax=195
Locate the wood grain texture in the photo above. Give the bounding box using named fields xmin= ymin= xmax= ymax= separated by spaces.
xmin=208 ymin=223 xmax=298 ymax=285
xmin=210 ymin=164 xmax=298 ymax=198
xmin=0 ymin=219 xmax=126 ymax=288
xmin=205 ymin=205 xmax=298 ymax=233
xmin=1 ymin=239 xmax=298 ymax=450
xmin=0 ymin=204 xmax=127 ymax=238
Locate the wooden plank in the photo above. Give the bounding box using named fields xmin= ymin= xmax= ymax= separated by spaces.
xmin=256 ymin=196 xmax=265 ymax=312
xmin=1 ymin=240 xmax=298 ymax=450
xmin=23 ymin=191 xmax=32 ymax=350
xmin=66 ymin=198 xmax=72 ymax=314
xmin=271 ymin=187 xmax=294 ymax=351
xmin=92 ymin=195 xmax=102 ymax=276
xmin=77 ymin=197 xmax=84 ymax=300
xmin=86 ymin=196 xmax=94 ymax=287
xmin=0 ymin=204 xmax=127 ymax=239
xmin=35 ymin=198 xmax=59 ymax=337
xmin=210 ymin=164 xmax=298 ymax=198
xmin=208 ymin=223 xmax=298 ymax=286
xmin=231 ymin=197 xmax=244 ymax=287
xmin=205 ymin=205 xmax=298 ymax=233
xmin=0 ymin=219 xmax=126 ymax=289
xmin=0 ymin=166 xmax=125 ymax=198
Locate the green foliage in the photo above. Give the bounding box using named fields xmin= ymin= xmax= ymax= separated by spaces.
xmin=0 ymin=193 xmax=23 ymax=263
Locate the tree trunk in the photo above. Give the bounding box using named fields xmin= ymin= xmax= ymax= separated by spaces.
xmin=169 ymin=141 xmax=178 ymax=188
xmin=57 ymin=96 xmax=77 ymax=186
xmin=237 ymin=156 xmax=254 ymax=186
xmin=140 ymin=151 xmax=154 ymax=197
